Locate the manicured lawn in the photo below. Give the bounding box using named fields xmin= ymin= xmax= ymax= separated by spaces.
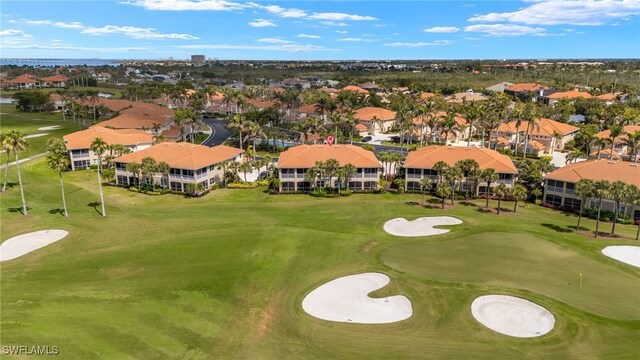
xmin=0 ymin=86 xmax=123 ymax=98
xmin=1 ymin=159 xmax=639 ymax=359
xmin=0 ymin=104 xmax=81 ymax=163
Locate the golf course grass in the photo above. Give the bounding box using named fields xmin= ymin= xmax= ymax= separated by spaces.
xmin=1 ymin=158 xmax=639 ymax=359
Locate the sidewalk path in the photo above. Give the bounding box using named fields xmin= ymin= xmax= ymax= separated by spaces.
xmin=0 ymin=152 xmax=47 ymax=169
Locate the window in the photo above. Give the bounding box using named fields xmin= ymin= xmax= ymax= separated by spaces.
xmin=281 ymin=182 xmax=295 ymax=191
xmin=546 ymin=179 xmax=564 ymax=193
xmin=298 ymin=182 xmax=311 ymax=191
xmin=364 ymin=181 xmax=377 ymax=190
xmin=545 ymin=194 xmax=562 ymax=206
xmin=73 ymin=160 xmax=90 ymax=169
xmin=170 ymin=182 xmax=182 ymax=191
xmin=348 ymin=181 xmax=361 ymax=191
xmin=564 ymin=197 xmax=581 ymax=210
xmin=407 ymin=168 xmax=421 ymax=178
xmin=407 ymin=181 xmax=421 ymax=191
xmin=170 ymin=168 xmax=181 ymax=175
xmin=117 ymin=175 xmax=128 ymax=184
xmin=115 ymin=162 xmax=126 ymax=170
xmin=565 ymin=182 xmax=575 ymax=195
xmin=281 ymin=168 xmax=295 ymax=178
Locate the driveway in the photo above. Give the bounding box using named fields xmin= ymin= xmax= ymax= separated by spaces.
xmin=202 ymin=117 xmax=231 ymax=147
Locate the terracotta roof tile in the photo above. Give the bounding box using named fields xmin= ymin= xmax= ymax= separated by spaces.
xmin=113 ymin=143 xmax=242 ymax=170
xmin=354 ymin=106 xmax=396 ymax=121
xmin=341 ymin=85 xmax=370 ymax=94
xmin=404 ymin=145 xmax=518 ymax=173
xmin=546 ymin=159 xmax=640 ymax=187
xmin=278 ymin=144 xmax=381 ymax=168
xmin=64 ymin=126 xmax=153 ymax=150
xmin=498 ymin=118 xmax=578 ymax=137
xmin=595 ymin=125 xmax=640 ymax=143
xmin=505 ymin=83 xmax=545 ymax=92
xmin=545 ymin=89 xmax=592 ymax=99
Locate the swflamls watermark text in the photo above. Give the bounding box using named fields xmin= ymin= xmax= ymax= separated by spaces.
xmin=2 ymin=345 xmax=59 ymax=356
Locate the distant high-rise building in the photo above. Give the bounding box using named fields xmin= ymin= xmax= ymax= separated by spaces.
xmin=191 ymin=55 xmax=205 ymax=64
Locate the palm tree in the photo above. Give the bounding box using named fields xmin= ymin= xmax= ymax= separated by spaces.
xmin=156 ymin=161 xmax=170 ymax=189
xmin=1 ymin=131 xmax=12 ymax=192
xmin=623 ymin=130 xmax=640 ymax=162
xmin=455 ymin=159 xmax=479 ymax=199
xmin=304 ymin=165 xmax=320 ymax=191
xmin=420 ymin=177 xmax=433 ymax=206
xmin=342 ymin=163 xmax=357 ymax=190
xmin=5 ymin=130 xmax=29 ymax=215
xmin=435 ymin=182 xmax=452 ymax=209
xmin=592 ymin=180 xmax=611 ymax=238
xmin=575 ymin=179 xmax=595 ymax=230
xmin=439 ymin=110 xmax=459 ymax=145
xmin=565 ymin=148 xmax=583 ymax=164
xmin=239 ymin=161 xmax=253 ymax=182
xmin=246 ymin=121 xmax=266 ymax=160
xmin=625 ymin=185 xmax=640 ymax=240
xmin=323 ymin=158 xmax=340 ymax=192
xmin=494 ymin=183 xmax=508 ymax=214
xmin=480 ymin=168 xmax=498 ymax=208
xmin=217 ymin=160 xmax=230 ymax=187
xmin=152 ymin=134 xmax=166 ymax=144
xmin=90 ymin=137 xmax=108 ymax=217
xmin=609 ymin=180 xmax=630 ymax=236
xmin=444 ymin=166 xmax=463 ymax=205
xmin=228 ymin=114 xmax=249 ymax=150
xmin=141 ymin=157 xmax=158 ymax=190
xmin=125 ymin=162 xmax=142 ymax=186
xmin=433 ymin=161 xmax=449 ymax=184
xmin=462 ymin=100 xmax=480 ymax=147
xmin=511 ymin=184 xmax=528 ymax=213
xmin=606 ymin=124 xmax=624 ymax=160
xmin=46 ymin=145 xmax=71 ymax=217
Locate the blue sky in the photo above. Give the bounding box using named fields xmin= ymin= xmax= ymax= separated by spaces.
xmin=1 ymin=0 xmax=639 ymax=60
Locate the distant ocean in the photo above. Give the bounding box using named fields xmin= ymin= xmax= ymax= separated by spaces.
xmin=0 ymin=58 xmax=122 ymax=67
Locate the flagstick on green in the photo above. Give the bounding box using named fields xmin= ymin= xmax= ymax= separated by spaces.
xmin=579 ymin=272 xmax=583 ymax=289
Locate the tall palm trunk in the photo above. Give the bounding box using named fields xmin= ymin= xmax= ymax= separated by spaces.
xmin=97 ymin=162 xmax=106 ymax=217
xmin=514 ymin=132 xmax=520 ymax=157
xmin=594 ymin=198 xmax=602 ymax=237
xmin=480 ymin=128 xmax=485 ymax=148
xmin=611 ymin=201 xmax=619 ymax=235
xmin=523 ymin=131 xmax=530 ymax=159
xmin=59 ymin=171 xmax=68 ymax=217
xmin=2 ymin=150 xmax=9 ymax=191
xmin=15 ymin=153 xmax=28 ymax=215
xmin=497 ymin=196 xmax=502 ymax=214
xmin=576 ymin=201 xmax=585 ymax=230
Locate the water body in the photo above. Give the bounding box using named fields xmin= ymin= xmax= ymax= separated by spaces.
xmin=0 ymin=59 xmax=121 ymax=67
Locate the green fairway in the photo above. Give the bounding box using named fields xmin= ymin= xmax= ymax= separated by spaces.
xmin=0 ymin=104 xmax=81 ymax=163
xmin=1 ymin=159 xmax=639 ymax=359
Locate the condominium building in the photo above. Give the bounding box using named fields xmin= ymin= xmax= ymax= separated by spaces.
xmin=403 ymin=146 xmax=518 ymax=193
xmin=113 ymin=143 xmax=242 ymax=192
xmin=277 ymin=144 xmax=382 ymax=192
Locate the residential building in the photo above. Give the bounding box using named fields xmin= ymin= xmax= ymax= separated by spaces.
xmin=277 ymin=144 xmax=382 ymax=192
xmin=403 ymin=146 xmax=518 ymax=193
xmin=543 ymin=159 xmax=640 ymax=218
xmin=445 ymin=91 xmax=487 ymax=103
xmin=542 ymin=89 xmax=592 ymax=105
xmin=494 ymin=118 xmax=579 ymax=155
xmin=40 ymin=74 xmax=70 ymax=88
xmin=592 ymin=125 xmax=640 ymax=160
xmin=485 ymin=82 xmax=514 ymax=93
xmin=341 ymin=85 xmax=370 ymax=95
xmin=504 ymin=83 xmax=552 ymax=102
xmin=281 ymin=78 xmax=311 ymax=90
xmin=64 ymin=126 xmax=154 ymax=170
xmin=2 ymin=73 xmax=70 ymax=89
xmin=359 ymin=81 xmax=380 ymax=92
xmin=113 ymin=143 xmax=242 ymax=191
xmin=191 ymin=54 xmax=206 ymax=64
xmin=353 ymin=106 xmax=397 ymax=135
xmin=411 ymin=111 xmax=471 ymax=144
xmin=92 ymin=99 xmax=175 ymax=134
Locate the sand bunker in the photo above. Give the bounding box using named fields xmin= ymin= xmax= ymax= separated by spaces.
xmin=0 ymin=230 xmax=68 ymax=262
xmin=383 ymin=216 xmax=462 ymax=237
xmin=302 ymin=272 xmax=413 ymax=324
xmin=25 ymin=133 xmax=49 ymax=139
xmin=37 ymin=126 xmax=61 ymax=131
xmin=471 ymin=295 xmax=555 ymax=338
xmin=602 ymin=246 xmax=640 ymax=268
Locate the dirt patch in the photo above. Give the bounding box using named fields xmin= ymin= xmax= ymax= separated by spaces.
xmin=362 ymin=241 xmax=379 ymax=253
xmin=255 ymin=291 xmax=282 ymax=338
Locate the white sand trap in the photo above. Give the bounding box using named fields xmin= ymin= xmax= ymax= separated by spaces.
xmin=0 ymin=230 xmax=68 ymax=262
xmin=383 ymin=216 xmax=463 ymax=237
xmin=24 ymin=133 xmax=49 ymax=139
xmin=37 ymin=125 xmax=61 ymax=131
xmin=602 ymin=246 xmax=640 ymax=268
xmin=471 ymin=295 xmax=555 ymax=338
xmin=302 ymin=272 xmax=413 ymax=324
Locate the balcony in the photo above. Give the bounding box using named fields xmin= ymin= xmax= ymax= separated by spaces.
xmin=169 ymin=174 xmax=194 ymax=181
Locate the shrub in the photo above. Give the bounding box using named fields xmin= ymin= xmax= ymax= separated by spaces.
xmin=256 ymin=179 xmax=269 ymax=187
xmin=227 ymin=182 xmax=258 ymax=189
xmin=339 ymin=190 xmax=353 ymax=197
xmin=309 ymin=188 xmax=328 ymax=197
xmin=90 ymin=164 xmax=99 ymax=170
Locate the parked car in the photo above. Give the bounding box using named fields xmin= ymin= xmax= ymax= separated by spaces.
xmin=362 ymin=136 xmax=373 ymax=142
xmin=390 ymin=136 xmax=401 ymax=142
xmin=258 ymin=171 xmax=268 ymax=180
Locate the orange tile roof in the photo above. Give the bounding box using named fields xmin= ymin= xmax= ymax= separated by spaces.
xmin=596 ymin=92 xmax=623 ymax=100
xmin=318 ymin=87 xmax=339 ymax=93
xmin=419 ymin=92 xmax=437 ymax=100
xmin=545 ymin=89 xmax=592 ymax=99
xmin=546 ymin=159 xmax=640 ymax=187
xmin=64 ymin=126 xmax=153 ymax=150
xmin=589 ymin=149 xmax=620 ymax=159
xmin=341 ymin=85 xmax=370 ymax=94
xmin=404 ymin=145 xmax=518 ymax=173
xmin=527 ymin=140 xmax=546 ymax=150
xmin=354 ymin=106 xmax=397 ymax=121
xmin=297 ymin=103 xmax=322 ymax=115
xmin=498 ymin=118 xmax=578 ymax=137
xmin=113 ymin=143 xmax=242 ymax=170
xmin=446 ymin=92 xmax=487 ymax=103
xmin=40 ymin=74 xmax=70 ymax=82
xmin=505 ymin=83 xmax=545 ymax=92
xmin=245 ymin=99 xmax=276 ymax=109
xmin=5 ymin=74 xmax=39 ymax=84
xmin=278 ymin=144 xmax=381 ymax=169
xmin=497 ymin=136 xmax=510 ymax=145
xmin=594 ymin=125 xmax=640 ymax=143
xmin=412 ymin=111 xmax=467 ymax=127
xmin=355 ymin=123 xmax=368 ymax=131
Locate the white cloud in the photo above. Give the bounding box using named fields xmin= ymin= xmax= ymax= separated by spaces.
xmin=248 ymin=19 xmax=277 ymax=27
xmin=81 ymin=25 xmax=198 ymax=39
xmin=122 ymin=0 xmax=246 ymax=11
xmin=337 ymin=37 xmax=363 ymax=42
xmin=258 ymin=37 xmax=293 ymax=43
xmin=176 ymin=43 xmax=326 ymax=52
xmin=321 ymin=21 xmax=348 ymax=27
xmin=384 ymin=40 xmax=453 ymax=47
xmin=307 ymin=12 xmax=376 ymax=21
xmin=2 ymin=43 xmax=149 ymax=52
xmin=0 ymin=29 xmax=33 ymax=38
xmin=335 ymin=30 xmax=348 ymax=34
xmin=464 ymin=24 xmax=547 ymax=36
xmin=424 ymin=26 xmax=460 ymax=33
xmin=24 ymin=19 xmax=84 ymax=29
xmin=468 ymin=0 xmax=640 ymax=26
xmin=297 ymin=33 xmax=321 ymax=39
xmin=261 ymin=4 xmax=307 ymax=18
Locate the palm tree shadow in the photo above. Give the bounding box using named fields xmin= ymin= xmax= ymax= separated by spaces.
xmin=49 ymin=208 xmax=65 ymax=216
xmin=542 ymin=223 xmax=573 ymax=233
xmin=0 ymin=182 xmax=18 ymax=190
xmin=87 ymin=202 xmax=102 ymax=215
xmin=8 ymin=206 xmax=30 ymax=215
xmin=568 ymin=225 xmax=589 ymax=231
xmin=459 ymin=201 xmax=478 ymax=207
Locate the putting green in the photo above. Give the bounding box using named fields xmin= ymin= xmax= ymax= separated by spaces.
xmin=381 ymin=232 xmax=640 ymax=320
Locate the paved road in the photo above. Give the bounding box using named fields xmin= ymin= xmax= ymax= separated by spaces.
xmin=202 ymin=117 xmax=231 ymax=147
xmin=0 ymin=152 xmax=48 ymax=169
